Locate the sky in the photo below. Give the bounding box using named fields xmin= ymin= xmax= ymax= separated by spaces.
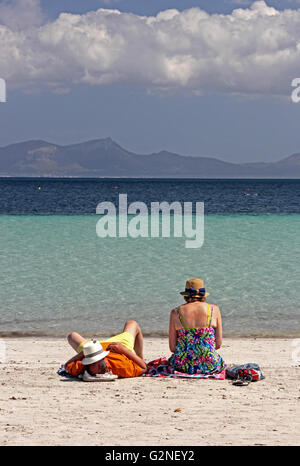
xmin=1 ymin=0 xmax=300 ymax=163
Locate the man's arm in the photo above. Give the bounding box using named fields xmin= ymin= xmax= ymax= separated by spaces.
xmin=107 ymin=342 xmax=147 ymax=373
xmin=64 ymin=351 xmax=84 ymax=367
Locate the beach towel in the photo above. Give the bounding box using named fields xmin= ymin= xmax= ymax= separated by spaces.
xmin=144 ymin=357 xmax=226 ymax=379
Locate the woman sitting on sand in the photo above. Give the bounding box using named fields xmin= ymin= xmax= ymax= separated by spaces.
xmin=168 ymin=278 xmax=225 ymax=375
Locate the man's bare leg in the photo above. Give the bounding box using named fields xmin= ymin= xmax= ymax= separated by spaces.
xmin=67 ymin=331 xmax=86 ymax=353
xmin=122 ymin=320 xmax=144 ymax=360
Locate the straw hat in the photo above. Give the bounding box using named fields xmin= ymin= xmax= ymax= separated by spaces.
xmin=81 ymin=340 xmax=110 ymax=366
xmin=180 ymin=278 xmax=210 ymax=298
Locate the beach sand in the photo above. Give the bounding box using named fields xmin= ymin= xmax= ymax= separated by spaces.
xmin=0 ymin=336 xmax=299 ymax=446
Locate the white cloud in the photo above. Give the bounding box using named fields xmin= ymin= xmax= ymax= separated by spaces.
xmin=0 ymin=0 xmax=43 ymax=30
xmin=1 ymin=0 xmax=300 ymax=96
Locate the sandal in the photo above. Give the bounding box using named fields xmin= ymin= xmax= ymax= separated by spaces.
xmin=232 ymin=369 xmax=252 ymax=386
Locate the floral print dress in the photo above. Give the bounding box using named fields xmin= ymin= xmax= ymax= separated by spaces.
xmin=169 ymin=304 xmax=225 ymax=375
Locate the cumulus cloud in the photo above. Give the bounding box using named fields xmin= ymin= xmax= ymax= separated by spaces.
xmin=1 ymin=0 xmax=300 ymax=96
xmin=0 ymin=0 xmax=43 ymax=30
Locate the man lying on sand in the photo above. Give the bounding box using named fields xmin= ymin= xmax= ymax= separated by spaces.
xmin=65 ymin=320 xmax=147 ymax=378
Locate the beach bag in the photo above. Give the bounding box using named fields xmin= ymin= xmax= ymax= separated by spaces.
xmin=226 ymin=363 xmax=265 ymax=385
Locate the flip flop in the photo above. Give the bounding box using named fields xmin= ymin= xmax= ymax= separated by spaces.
xmin=232 ymin=378 xmax=250 ymax=386
xmin=232 ymin=369 xmax=252 ymax=386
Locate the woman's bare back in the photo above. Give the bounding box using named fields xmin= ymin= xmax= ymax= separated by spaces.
xmin=175 ymin=301 xmax=219 ymax=330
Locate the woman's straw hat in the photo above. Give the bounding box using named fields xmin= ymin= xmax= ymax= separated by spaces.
xmin=81 ymin=340 xmax=110 ymax=366
xmin=180 ymin=278 xmax=210 ymax=298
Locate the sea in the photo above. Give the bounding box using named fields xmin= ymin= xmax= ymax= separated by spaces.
xmin=0 ymin=178 xmax=299 ymax=338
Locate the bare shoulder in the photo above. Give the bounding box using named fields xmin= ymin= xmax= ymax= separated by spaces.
xmin=211 ymin=304 xmax=221 ymax=315
xmin=170 ymin=306 xmax=180 ymax=317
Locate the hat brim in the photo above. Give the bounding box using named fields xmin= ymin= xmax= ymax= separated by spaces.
xmin=82 ymin=350 xmax=110 ymax=366
xmin=180 ymin=291 xmax=210 ymax=297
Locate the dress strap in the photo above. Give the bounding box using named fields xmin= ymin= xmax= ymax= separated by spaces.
xmin=206 ymin=304 xmax=213 ymax=327
xmin=177 ymin=306 xmax=187 ymax=330
xmin=209 ymin=304 xmax=213 ymax=328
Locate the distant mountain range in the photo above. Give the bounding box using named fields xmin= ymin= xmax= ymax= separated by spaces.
xmin=0 ymin=137 xmax=300 ymax=178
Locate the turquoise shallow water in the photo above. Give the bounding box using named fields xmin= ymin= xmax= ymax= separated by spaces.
xmin=0 ymin=213 xmax=299 ymax=337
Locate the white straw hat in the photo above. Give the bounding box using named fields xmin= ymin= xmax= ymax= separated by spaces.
xmin=81 ymin=340 xmax=110 ymax=365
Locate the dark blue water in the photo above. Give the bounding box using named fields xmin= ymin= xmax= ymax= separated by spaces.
xmin=0 ymin=178 xmax=299 ymax=214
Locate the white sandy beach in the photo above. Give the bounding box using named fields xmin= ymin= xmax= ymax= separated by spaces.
xmin=0 ymin=336 xmax=299 ymax=446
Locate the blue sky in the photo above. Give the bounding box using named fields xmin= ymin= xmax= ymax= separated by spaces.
xmin=39 ymin=1 xmax=300 ymax=17
xmin=1 ymin=0 xmax=300 ymax=163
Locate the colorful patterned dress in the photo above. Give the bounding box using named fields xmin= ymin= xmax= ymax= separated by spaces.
xmin=169 ymin=304 xmax=225 ymax=375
